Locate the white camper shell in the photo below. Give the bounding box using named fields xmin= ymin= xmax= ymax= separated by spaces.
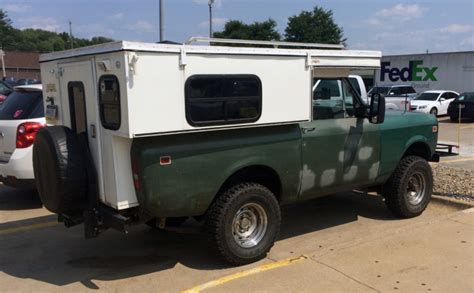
xmin=39 ymin=39 xmax=381 ymax=210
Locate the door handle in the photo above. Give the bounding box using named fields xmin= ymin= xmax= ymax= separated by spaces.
xmin=302 ymin=127 xmax=316 ymax=134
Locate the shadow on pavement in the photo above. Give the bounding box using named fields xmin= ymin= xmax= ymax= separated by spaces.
xmin=0 ymin=185 xmax=42 ymax=211
xmin=0 ymin=192 xmax=395 ymax=289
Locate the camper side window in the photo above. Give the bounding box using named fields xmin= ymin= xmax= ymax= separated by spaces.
xmin=185 ymin=75 xmax=262 ymax=126
xmin=99 ymin=75 xmax=121 ymax=130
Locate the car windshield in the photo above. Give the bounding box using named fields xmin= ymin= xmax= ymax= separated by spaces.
xmin=456 ymin=93 xmax=474 ymax=102
xmin=414 ymin=93 xmax=439 ymax=101
xmin=0 ymin=90 xmax=44 ymax=120
xmin=368 ymin=87 xmax=390 ymax=95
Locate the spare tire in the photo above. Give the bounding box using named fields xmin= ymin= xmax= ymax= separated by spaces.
xmin=33 ymin=126 xmax=88 ymax=215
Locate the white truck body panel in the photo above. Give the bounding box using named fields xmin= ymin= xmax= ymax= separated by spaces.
xmin=39 ymin=40 xmax=381 ymax=210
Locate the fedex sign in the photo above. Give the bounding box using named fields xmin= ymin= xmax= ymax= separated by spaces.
xmin=381 ymin=60 xmax=438 ymax=82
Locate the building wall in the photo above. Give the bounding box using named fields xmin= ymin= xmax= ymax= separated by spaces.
xmin=374 ymin=51 xmax=474 ymax=93
xmin=2 ymin=51 xmax=41 ymax=81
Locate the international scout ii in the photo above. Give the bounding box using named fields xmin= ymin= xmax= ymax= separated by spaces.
xmin=34 ymin=38 xmax=439 ymax=265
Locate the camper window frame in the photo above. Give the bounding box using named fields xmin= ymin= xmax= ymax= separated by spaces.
xmin=184 ymin=74 xmax=262 ymax=127
xmin=98 ymin=75 xmax=121 ymax=131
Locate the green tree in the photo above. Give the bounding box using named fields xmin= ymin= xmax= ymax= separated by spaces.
xmin=284 ymin=6 xmax=346 ymax=45
xmin=213 ymin=18 xmax=281 ymax=43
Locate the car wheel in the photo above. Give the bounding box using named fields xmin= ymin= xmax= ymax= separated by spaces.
xmin=206 ymin=183 xmax=281 ymax=265
xmin=383 ymin=156 xmax=433 ymax=218
xmin=429 ymin=107 xmax=438 ymax=116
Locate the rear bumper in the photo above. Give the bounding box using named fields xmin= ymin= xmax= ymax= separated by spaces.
xmin=0 ymin=147 xmax=34 ymax=180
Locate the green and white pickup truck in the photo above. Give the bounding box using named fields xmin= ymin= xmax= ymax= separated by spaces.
xmin=33 ymin=38 xmax=439 ymax=265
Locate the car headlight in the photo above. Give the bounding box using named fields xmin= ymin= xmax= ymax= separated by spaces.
xmin=419 ymin=105 xmax=427 ymax=109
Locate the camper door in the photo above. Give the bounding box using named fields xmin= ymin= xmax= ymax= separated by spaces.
xmin=57 ymin=61 xmax=105 ymax=202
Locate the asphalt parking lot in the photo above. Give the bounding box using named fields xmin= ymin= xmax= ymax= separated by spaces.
xmin=1 ymin=116 xmax=473 ymax=292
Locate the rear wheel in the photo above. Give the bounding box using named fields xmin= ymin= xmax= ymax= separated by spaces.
xmin=206 ymin=183 xmax=280 ymax=265
xmin=430 ymin=107 xmax=438 ymax=116
xmin=383 ymin=156 xmax=433 ymax=218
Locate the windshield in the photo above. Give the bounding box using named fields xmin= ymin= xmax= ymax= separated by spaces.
xmin=0 ymin=90 xmax=44 ymax=120
xmin=368 ymin=87 xmax=390 ymax=95
xmin=456 ymin=93 xmax=474 ymax=102
xmin=414 ymin=93 xmax=439 ymax=101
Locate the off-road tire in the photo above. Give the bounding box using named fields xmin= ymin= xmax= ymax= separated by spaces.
xmin=32 ymin=126 xmax=88 ymax=215
xmin=206 ymin=183 xmax=281 ymax=265
xmin=430 ymin=107 xmax=438 ymax=116
xmin=383 ymin=156 xmax=433 ymax=218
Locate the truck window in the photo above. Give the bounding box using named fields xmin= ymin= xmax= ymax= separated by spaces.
xmin=313 ymin=78 xmax=362 ymax=120
xmin=406 ymin=87 xmax=416 ymax=94
xmin=185 ymin=75 xmax=262 ymax=126
xmin=98 ymin=75 xmax=121 ymax=130
xmin=390 ymin=87 xmax=403 ymax=95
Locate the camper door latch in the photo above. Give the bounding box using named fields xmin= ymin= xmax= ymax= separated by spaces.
xmin=128 ymin=53 xmax=139 ymax=74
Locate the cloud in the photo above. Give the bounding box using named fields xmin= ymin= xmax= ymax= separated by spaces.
xmin=109 ymin=12 xmax=124 ymax=20
xmin=192 ymin=0 xmax=223 ymax=8
xmin=440 ymin=24 xmax=473 ymax=34
xmin=375 ymin=4 xmax=425 ymax=22
xmin=4 ymin=4 xmax=32 ymax=13
xmin=198 ymin=17 xmax=228 ymax=28
xmin=76 ymin=23 xmax=115 ymax=38
xmin=18 ymin=17 xmax=62 ymax=32
xmin=129 ymin=21 xmax=155 ymax=33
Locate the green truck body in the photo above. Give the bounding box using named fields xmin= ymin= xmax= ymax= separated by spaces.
xmin=132 ymin=110 xmax=438 ymax=218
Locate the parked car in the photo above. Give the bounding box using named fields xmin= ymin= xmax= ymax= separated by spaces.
xmin=368 ymin=85 xmax=417 ymax=111
xmin=368 ymin=85 xmax=417 ymax=99
xmin=16 ymin=79 xmax=40 ymax=86
xmin=410 ymin=90 xmax=459 ymax=116
xmin=0 ymin=81 xmax=13 ymax=103
xmin=448 ymin=92 xmax=474 ymax=121
xmin=0 ymin=84 xmax=45 ymax=188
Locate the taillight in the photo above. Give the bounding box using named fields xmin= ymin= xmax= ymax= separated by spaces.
xmin=131 ymin=158 xmax=141 ymax=191
xmin=16 ymin=122 xmax=45 ymax=148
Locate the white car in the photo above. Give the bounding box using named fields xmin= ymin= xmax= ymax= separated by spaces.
xmin=0 ymin=84 xmax=45 ymax=188
xmin=410 ymin=90 xmax=459 ymax=116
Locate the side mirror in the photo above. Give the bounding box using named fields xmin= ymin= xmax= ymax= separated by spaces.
xmin=439 ymin=98 xmax=446 ymax=102
xmin=369 ymin=93 xmax=385 ymax=124
xmin=389 ymin=92 xmax=395 ymax=95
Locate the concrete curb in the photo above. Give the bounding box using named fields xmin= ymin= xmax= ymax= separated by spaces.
xmin=432 ymin=194 xmax=474 ymax=209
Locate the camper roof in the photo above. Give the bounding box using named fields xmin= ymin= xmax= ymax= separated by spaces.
xmin=40 ymin=39 xmax=381 ymax=69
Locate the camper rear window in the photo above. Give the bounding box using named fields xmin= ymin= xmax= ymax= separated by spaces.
xmin=99 ymin=75 xmax=121 ymax=130
xmin=185 ymin=75 xmax=262 ymax=126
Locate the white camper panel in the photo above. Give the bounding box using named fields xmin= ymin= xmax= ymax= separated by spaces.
xmin=126 ymin=52 xmax=310 ymax=136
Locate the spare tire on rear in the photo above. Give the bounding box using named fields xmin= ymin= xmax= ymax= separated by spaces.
xmin=33 ymin=126 xmax=88 ymax=215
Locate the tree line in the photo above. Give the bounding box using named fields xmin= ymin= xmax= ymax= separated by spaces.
xmin=0 ymin=6 xmax=345 ymax=53
xmin=0 ymin=9 xmax=113 ymax=52
xmin=213 ymin=6 xmax=346 ymax=46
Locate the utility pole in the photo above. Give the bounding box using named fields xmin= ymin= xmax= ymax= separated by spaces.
xmin=69 ymin=20 xmax=74 ymax=49
xmin=208 ymin=0 xmax=214 ymax=38
xmin=0 ymin=49 xmax=6 ymax=80
xmin=159 ymin=0 xmax=165 ymax=42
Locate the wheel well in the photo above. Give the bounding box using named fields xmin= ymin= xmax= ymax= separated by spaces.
xmin=216 ymin=165 xmax=282 ymax=202
xmin=403 ymin=142 xmax=431 ymax=160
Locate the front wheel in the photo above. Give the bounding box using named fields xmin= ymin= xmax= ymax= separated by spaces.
xmin=430 ymin=107 xmax=438 ymax=116
xmin=383 ymin=156 xmax=433 ymax=218
xmin=206 ymin=183 xmax=281 ymax=265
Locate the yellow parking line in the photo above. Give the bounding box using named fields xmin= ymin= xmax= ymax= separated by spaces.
xmin=0 ymin=221 xmax=58 ymax=236
xmin=181 ymin=255 xmax=307 ymax=293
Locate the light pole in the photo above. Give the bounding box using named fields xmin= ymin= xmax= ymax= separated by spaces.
xmin=208 ymin=0 xmax=214 ymax=38
xmin=159 ymin=0 xmax=165 ymax=42
xmin=0 ymin=49 xmax=6 ymax=80
xmin=69 ymin=20 xmax=74 ymax=49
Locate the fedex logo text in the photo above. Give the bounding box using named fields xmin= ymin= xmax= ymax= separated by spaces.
xmin=381 ymin=60 xmax=438 ymax=82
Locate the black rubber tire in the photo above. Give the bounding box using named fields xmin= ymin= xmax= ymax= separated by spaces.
xmin=430 ymin=107 xmax=438 ymax=116
xmin=32 ymin=126 xmax=88 ymax=215
xmin=206 ymin=183 xmax=281 ymax=265
xmin=383 ymin=156 xmax=433 ymax=218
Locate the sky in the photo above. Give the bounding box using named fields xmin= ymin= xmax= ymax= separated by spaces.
xmin=1 ymin=0 xmax=473 ymax=55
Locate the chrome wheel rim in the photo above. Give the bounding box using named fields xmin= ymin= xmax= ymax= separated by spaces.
xmin=232 ymin=203 xmax=268 ymax=248
xmin=406 ymin=172 xmax=426 ymax=205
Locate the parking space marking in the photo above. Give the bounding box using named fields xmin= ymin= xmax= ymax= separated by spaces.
xmin=460 ymin=126 xmax=474 ymax=130
xmin=0 ymin=221 xmax=58 ymax=236
xmin=181 ymin=255 xmax=307 ymax=293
